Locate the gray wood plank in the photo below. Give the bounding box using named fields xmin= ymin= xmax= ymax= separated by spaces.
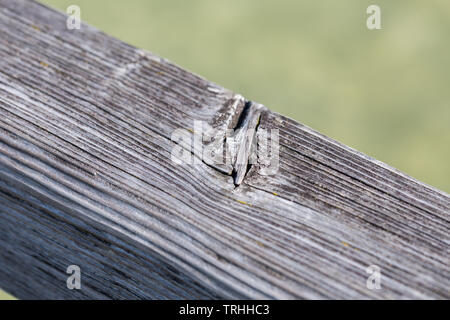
xmin=0 ymin=0 xmax=448 ymax=299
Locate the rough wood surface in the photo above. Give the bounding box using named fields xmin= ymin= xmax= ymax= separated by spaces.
xmin=0 ymin=0 xmax=449 ymax=299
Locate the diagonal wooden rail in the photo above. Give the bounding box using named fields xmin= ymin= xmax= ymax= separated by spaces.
xmin=0 ymin=0 xmax=448 ymax=299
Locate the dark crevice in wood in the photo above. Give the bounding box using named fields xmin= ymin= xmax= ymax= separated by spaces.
xmin=233 ymin=100 xmax=253 ymax=131
xmin=231 ymin=101 xmax=261 ymax=187
xmin=230 ymin=101 xmax=264 ymax=186
xmin=168 ymin=97 xmax=264 ymax=187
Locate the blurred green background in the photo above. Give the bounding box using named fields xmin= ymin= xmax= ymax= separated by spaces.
xmin=1 ymin=0 xmax=449 ymax=299
xmin=0 ymin=291 xmax=15 ymax=300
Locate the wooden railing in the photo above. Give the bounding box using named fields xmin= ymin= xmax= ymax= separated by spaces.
xmin=0 ymin=0 xmax=448 ymax=299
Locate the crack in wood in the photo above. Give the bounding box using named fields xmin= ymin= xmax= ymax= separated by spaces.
xmin=229 ymin=101 xmax=264 ymax=186
xmin=201 ymin=97 xmax=266 ymax=186
xmin=177 ymin=95 xmax=266 ymax=187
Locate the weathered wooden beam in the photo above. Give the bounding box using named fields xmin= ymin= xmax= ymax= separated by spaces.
xmin=0 ymin=0 xmax=448 ymax=299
